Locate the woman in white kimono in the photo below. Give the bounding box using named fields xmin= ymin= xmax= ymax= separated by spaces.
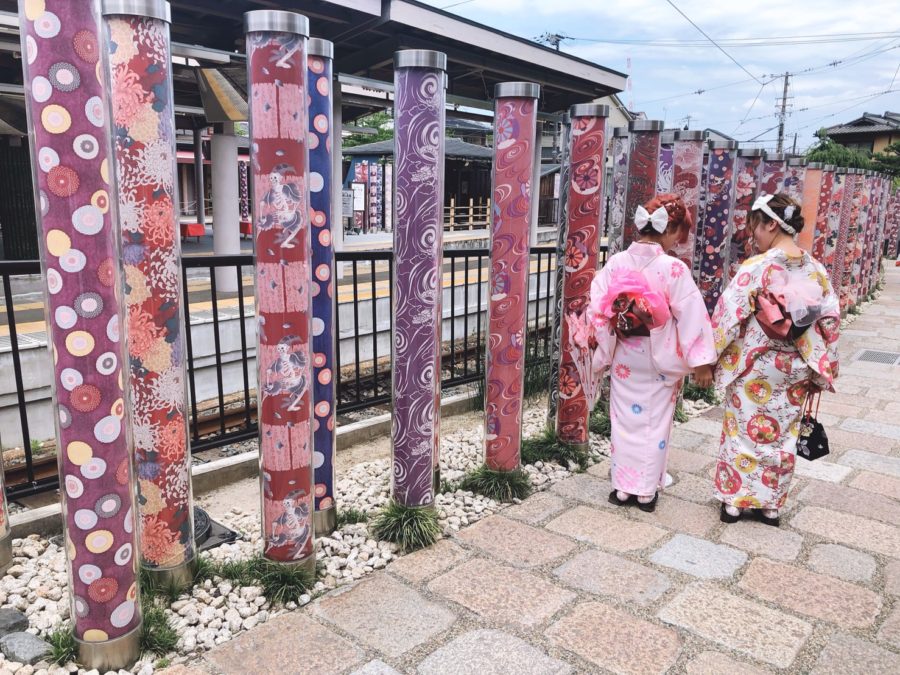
xmin=589 ymin=194 xmax=716 ymax=512
xmin=713 ymin=193 xmax=840 ymax=526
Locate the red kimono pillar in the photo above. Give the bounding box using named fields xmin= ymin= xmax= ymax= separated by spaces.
xmin=245 ymin=10 xmax=316 ymax=572
xmin=670 ymin=130 xmax=705 ymax=270
xmin=555 ymin=103 xmax=608 ymax=450
xmin=484 ymin=82 xmax=540 ymax=471
xmin=621 ymin=120 xmax=664 ymax=249
xmin=812 ymin=165 xmax=836 ymax=262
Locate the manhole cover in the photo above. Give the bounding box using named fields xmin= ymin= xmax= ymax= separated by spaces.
xmin=194 ymin=506 xmax=212 ymax=543
xmin=853 ymin=349 xmax=900 ymax=365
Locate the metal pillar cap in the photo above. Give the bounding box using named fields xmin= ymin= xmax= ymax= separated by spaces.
xmin=101 ymin=0 xmax=171 ymax=21
xmin=674 ymin=130 xmax=705 ymax=141
xmin=612 ymin=126 xmax=629 ymax=137
xmin=787 ymin=158 xmax=807 ymax=167
xmin=394 ymin=49 xmax=447 ymax=70
xmin=244 ymin=10 xmax=309 ymax=36
xmin=629 ymin=119 xmax=664 ymax=132
xmin=764 ymin=151 xmax=785 ymax=161
xmin=807 ymin=162 xmax=824 ymax=169
xmin=309 ymin=38 xmax=334 ymax=60
xmin=823 ymin=164 xmax=836 ymax=171
xmin=568 ymin=103 xmax=608 ymax=118
xmin=495 ymin=82 xmax=540 ymax=99
xmin=738 ymin=148 xmax=764 ymax=157
xmin=709 ymin=140 xmax=738 ymax=150
xmin=660 ymin=130 xmax=676 ymax=145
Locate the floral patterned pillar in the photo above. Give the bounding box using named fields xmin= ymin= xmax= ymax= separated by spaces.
xmin=838 ymin=170 xmax=864 ymax=312
xmin=725 ymin=149 xmax=763 ymax=282
xmin=307 ymin=38 xmax=337 ymax=536
xmin=783 ymin=158 xmax=806 ymax=204
xmin=863 ymin=173 xmax=883 ymax=297
xmin=103 ymin=0 xmax=195 ymax=588
xmin=606 ymin=127 xmax=629 ymax=255
xmin=812 ymin=165 xmax=835 ymax=261
xmin=887 ymin=192 xmax=900 ymax=259
xmin=546 ymin=114 xmax=571 ymax=426
xmin=798 ymin=163 xmax=822 ymax=252
xmin=656 ymin=132 xmax=674 ymax=193
xmin=671 ymin=130 xmax=705 ymax=270
xmin=19 ymin=0 xmax=141 ymax=667
xmin=849 ymin=173 xmax=873 ymax=308
xmin=621 ymin=120 xmax=663 ymax=250
xmin=245 ymin=10 xmax=315 ymax=571
xmin=392 ymin=50 xmax=446 ymax=505
xmin=483 ymin=82 xmax=540 ymax=472
xmin=697 ymin=140 xmax=738 ymax=314
xmin=759 ymin=152 xmax=785 ymax=196
xmin=555 ymin=104 xmax=608 ymax=450
xmin=824 ymin=170 xmax=848 ymax=280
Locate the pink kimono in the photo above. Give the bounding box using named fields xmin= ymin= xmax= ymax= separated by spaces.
xmin=590 ymin=242 xmax=716 ymax=497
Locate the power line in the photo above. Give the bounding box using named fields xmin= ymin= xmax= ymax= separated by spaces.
xmin=662 ymin=0 xmax=763 ymax=83
xmin=731 ymin=80 xmax=771 ymax=134
xmin=568 ymin=33 xmax=900 ymax=47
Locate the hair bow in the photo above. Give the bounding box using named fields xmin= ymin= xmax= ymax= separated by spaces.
xmin=751 ymin=194 xmax=797 ymax=235
xmin=634 ymin=205 xmax=669 ymax=233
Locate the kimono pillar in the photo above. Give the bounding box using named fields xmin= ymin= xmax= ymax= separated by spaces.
xmin=555 ymin=103 xmax=608 ymax=450
xmin=606 ymin=127 xmax=630 ymax=255
xmin=547 ymin=114 xmax=571 ymax=426
xmin=102 ymin=0 xmax=196 ymax=588
xmin=759 ymin=152 xmax=786 ymax=196
xmin=812 ymin=165 xmax=835 ymax=261
xmin=848 ymin=172 xmax=872 ymax=309
xmin=245 ymin=10 xmax=316 ymax=572
xmin=824 ymin=169 xmax=849 ymax=281
xmin=621 ymin=120 xmax=663 ymax=249
xmin=838 ymin=170 xmax=863 ymax=311
xmin=656 ymin=131 xmax=675 ymax=193
xmin=783 ymin=158 xmax=807 ymax=205
xmin=798 ymin=163 xmax=823 ymax=252
xmin=887 ymin=192 xmax=900 ymax=259
xmin=307 ymin=38 xmax=337 ymax=536
xmin=391 ymin=50 xmax=446 ymax=506
xmin=484 ymin=82 xmax=540 ymax=471
xmin=671 ymin=130 xmax=705 ymax=269
xmin=19 ymin=0 xmax=141 ymax=667
xmin=726 ymin=148 xmax=763 ymax=281
xmin=697 ymin=140 xmax=738 ymax=314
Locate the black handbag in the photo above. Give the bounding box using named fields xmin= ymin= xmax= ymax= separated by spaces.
xmin=797 ymin=392 xmax=829 ymax=461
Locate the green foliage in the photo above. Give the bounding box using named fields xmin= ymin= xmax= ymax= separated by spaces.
xmin=192 ymin=555 xmax=217 ymax=584
xmin=459 ymin=465 xmax=532 ymax=502
xmin=370 ymin=500 xmax=441 ymax=553
xmin=522 ymin=358 xmax=552 ymax=401
xmin=139 ymin=565 xmax=184 ymax=605
xmin=29 ymin=438 xmax=41 ymax=453
xmin=336 ymin=507 xmax=369 ymax=527
xmin=589 ymin=398 xmax=611 ymax=438
xmin=155 ymin=658 xmax=171 ymax=669
xmin=674 ymin=401 xmax=689 ymax=423
xmin=439 ymin=478 xmax=461 ymax=494
xmin=139 ymin=604 xmax=178 ymax=657
xmin=47 ymin=625 xmax=77 ymax=665
xmin=871 ymin=141 xmax=900 ymax=178
xmin=251 ymin=557 xmax=316 ymax=605
xmin=682 ymin=382 xmax=719 ymax=405
xmin=521 ymin=426 xmax=589 ymax=470
xmin=806 ymin=135 xmax=873 ymax=170
xmin=343 ymin=111 xmax=393 ymax=148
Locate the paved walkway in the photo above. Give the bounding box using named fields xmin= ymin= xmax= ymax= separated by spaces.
xmin=167 ymin=265 xmax=900 ymax=674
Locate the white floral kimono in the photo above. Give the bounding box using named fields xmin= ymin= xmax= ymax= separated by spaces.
xmin=590 ymin=242 xmax=716 ymax=497
xmin=712 ymin=249 xmax=840 ymax=510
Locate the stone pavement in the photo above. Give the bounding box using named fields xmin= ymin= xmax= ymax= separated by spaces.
xmin=166 ymin=266 xmax=900 ymax=674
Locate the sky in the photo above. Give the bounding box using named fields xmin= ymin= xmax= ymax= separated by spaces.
xmin=421 ymin=0 xmax=900 ymax=153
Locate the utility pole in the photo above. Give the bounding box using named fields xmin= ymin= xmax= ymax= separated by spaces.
xmin=537 ymin=32 xmax=568 ymax=51
xmin=776 ymin=72 xmax=790 ymax=153
xmin=792 ymin=132 xmax=798 ymax=155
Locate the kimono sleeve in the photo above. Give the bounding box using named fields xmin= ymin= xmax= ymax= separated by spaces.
xmin=667 ymin=259 xmax=717 ymax=368
xmin=587 ymin=263 xmax=617 ymax=372
xmin=712 ymin=257 xmax=759 ymax=358
xmin=797 ymin=264 xmax=841 ymax=392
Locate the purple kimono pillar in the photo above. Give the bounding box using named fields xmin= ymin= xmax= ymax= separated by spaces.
xmin=697 ymin=140 xmax=738 ymax=314
xmin=392 ymin=50 xmax=446 ymax=506
xmin=671 ymin=130 xmax=705 ymax=270
xmin=622 ymin=120 xmax=663 ymax=249
xmin=656 ymin=131 xmax=675 ymax=193
xmin=19 ymin=0 xmax=141 ymax=667
xmin=307 ymin=38 xmax=337 ymax=535
xmin=606 ymin=127 xmax=630 ymax=255
xmin=759 ymin=152 xmax=786 ymax=196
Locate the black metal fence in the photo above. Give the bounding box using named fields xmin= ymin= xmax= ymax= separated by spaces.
xmin=0 ymin=245 xmax=559 ymax=498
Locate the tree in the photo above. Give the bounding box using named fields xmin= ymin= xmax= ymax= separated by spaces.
xmin=871 ymin=141 xmax=900 ymax=178
xmin=805 ymin=133 xmax=873 ymax=170
xmin=343 ymin=111 xmax=394 ymax=148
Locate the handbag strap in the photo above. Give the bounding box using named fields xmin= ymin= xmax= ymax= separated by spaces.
xmin=806 ymin=389 xmax=821 ymax=417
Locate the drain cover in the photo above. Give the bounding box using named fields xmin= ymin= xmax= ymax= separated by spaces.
xmin=194 ymin=506 xmax=212 ymax=543
xmin=853 ymin=349 xmax=900 ymax=365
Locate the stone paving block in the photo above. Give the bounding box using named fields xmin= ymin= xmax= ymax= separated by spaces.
xmin=663 ymin=473 xmax=715 ymax=504
xmin=587 ymin=458 xmax=611 ymax=478
xmin=887 ymin=561 xmax=900 ymax=596
xmin=658 ymin=583 xmax=812 ymax=668
xmin=553 ymin=549 xmax=671 ymax=607
xmin=877 ymin=606 xmax=900 ymax=649
xmin=387 ymin=539 xmax=469 ymax=584
xmin=790 ymin=506 xmax=900 ymax=558
xmin=351 ymin=661 xmax=402 ymax=675
xmin=811 ymin=632 xmax=900 ymax=675
xmin=680 ymin=418 xmax=724 ymax=438
xmin=546 ymin=505 xmax=667 ymax=552
xmin=428 ymin=558 xmax=575 ymax=629
xmin=633 ymin=495 xmax=719 ymax=536
xmin=417 ymin=629 xmax=573 ymax=675
xmin=649 ymin=534 xmax=747 ymax=579
xmin=738 ymin=558 xmax=881 ymax=628
xmin=205 ymin=613 xmax=364 ymax=674
xmin=797 ymin=481 xmax=900 ymax=525
xmin=684 ymin=651 xmax=772 ymax=675
xmin=665 ymin=448 xmax=713 ymax=474
xmin=807 ymin=543 xmax=877 ymax=582
xmin=850 ymin=471 xmax=900 ymax=501
xmin=828 ymin=429 xmax=895 ymax=455
xmin=503 ymin=491 xmax=569 ymax=525
xmin=456 ymin=515 xmax=577 ymax=567
xmin=310 ymin=574 xmax=456 ymax=658
xmin=841 ymin=418 xmax=900 ymax=441
xmin=819 ymin=401 xmax=864 ymax=418
xmin=158 ymin=667 xmax=211 ymax=675
xmin=793 ymin=459 xmax=853 ymax=483
xmin=549 ymin=474 xmax=614 ymax=508
xmin=719 ymin=520 xmax=803 ymax=562
xmin=670 ymin=428 xmax=707 ymax=451
xmin=547 ymin=602 xmax=681 ymax=675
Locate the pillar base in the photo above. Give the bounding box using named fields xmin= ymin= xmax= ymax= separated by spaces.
xmin=142 ymin=557 xmax=197 ymax=591
xmin=267 ymin=553 xmax=317 ymax=577
xmin=433 ymin=466 xmax=441 ymax=494
xmin=0 ymin=536 xmax=12 ymax=576
xmin=314 ymin=506 xmax=337 ymax=537
xmin=568 ymin=441 xmax=590 ymax=454
xmin=76 ymin=622 xmax=142 ymax=672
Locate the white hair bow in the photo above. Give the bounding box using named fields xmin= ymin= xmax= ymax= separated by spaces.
xmin=634 ymin=205 xmax=669 ymax=233
xmin=751 ymin=194 xmax=797 ymax=235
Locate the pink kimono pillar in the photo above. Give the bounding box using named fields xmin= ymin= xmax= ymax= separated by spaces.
xmin=839 ymin=170 xmax=865 ymax=313
xmin=849 ymin=172 xmax=874 ymax=308
xmin=19 ymin=0 xmax=141 ymax=667
xmin=888 ymin=192 xmax=900 ymax=259
xmin=798 ymin=162 xmax=823 ymax=252
xmin=245 ymin=10 xmax=316 ymax=572
xmin=103 ymin=0 xmax=196 ymax=588
xmin=812 ymin=165 xmax=835 ymax=262
xmin=555 ymin=103 xmax=608 ymax=450
xmin=622 ymin=120 xmax=663 ymax=250
xmin=606 ymin=127 xmax=630 ymax=255
xmin=391 ymin=50 xmax=447 ymax=505
xmin=824 ymin=169 xmax=849 ymax=281
xmin=484 ymin=82 xmax=540 ymax=471
xmin=670 ymin=130 xmax=705 ymax=270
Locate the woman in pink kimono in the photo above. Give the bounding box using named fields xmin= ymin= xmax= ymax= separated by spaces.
xmin=713 ymin=193 xmax=840 ymax=526
xmin=589 ymin=194 xmax=716 ymax=512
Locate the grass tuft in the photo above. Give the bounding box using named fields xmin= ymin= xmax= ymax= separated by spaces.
xmin=589 ymin=399 xmax=612 ymax=438
xmin=370 ymin=500 xmax=441 ymax=553
xmin=139 ymin=604 xmax=178 ymax=657
xmin=674 ymin=401 xmax=689 ymax=423
xmin=439 ymin=478 xmax=461 ymax=494
xmin=250 ymin=557 xmax=315 ymax=605
xmin=336 ymin=508 xmax=369 ymax=528
xmin=459 ymin=465 xmax=532 ymax=502
xmin=521 ymin=426 xmax=590 ymax=470
xmin=192 ymin=555 xmax=217 ymax=584
xmin=682 ymin=382 xmax=719 ymax=405
xmin=139 ymin=565 xmax=184 ymax=605
xmin=47 ymin=625 xmax=77 ymax=665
